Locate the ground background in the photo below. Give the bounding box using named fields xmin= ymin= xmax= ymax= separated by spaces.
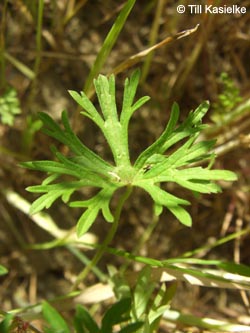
xmin=0 ymin=0 xmax=250 ymax=332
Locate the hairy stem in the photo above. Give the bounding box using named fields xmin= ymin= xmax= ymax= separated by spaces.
xmin=72 ymin=186 xmax=132 ymax=290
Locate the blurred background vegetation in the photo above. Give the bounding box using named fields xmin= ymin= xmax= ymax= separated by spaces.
xmin=0 ymin=0 xmax=250 ymax=331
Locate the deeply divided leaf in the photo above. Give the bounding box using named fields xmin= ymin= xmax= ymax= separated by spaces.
xmin=23 ymin=70 xmax=237 ymax=234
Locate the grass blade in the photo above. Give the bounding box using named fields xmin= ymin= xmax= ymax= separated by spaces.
xmin=83 ymin=0 xmax=136 ymax=94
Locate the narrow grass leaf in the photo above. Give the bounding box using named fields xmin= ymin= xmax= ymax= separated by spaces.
xmin=163 ymin=309 xmax=250 ymax=331
xmin=218 ymin=261 xmax=250 ymax=277
xmin=83 ymin=0 xmax=136 ymax=94
xmin=133 ymin=266 xmax=155 ymax=320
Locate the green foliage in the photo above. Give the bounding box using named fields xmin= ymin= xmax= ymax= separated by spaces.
xmin=0 ymin=87 xmax=21 ymax=125
xmin=0 ymin=265 xmax=8 ymax=276
xmin=110 ymin=266 xmax=172 ymax=333
xmin=43 ymin=301 xmax=70 ymax=333
xmin=0 ymin=314 xmax=13 ymax=333
xmin=38 ymin=261 xmax=250 ymax=333
xmin=22 ymin=70 xmax=237 ymax=236
xmin=42 ymin=300 xmax=143 ymax=333
xmin=83 ymin=0 xmax=137 ymax=94
xmin=21 ymin=115 xmax=43 ymax=153
xmin=211 ymin=72 xmax=242 ymax=123
xmin=74 ymin=305 xmax=100 ymax=333
xmin=130 ymin=266 xmax=170 ymax=332
xmin=102 ymin=298 xmax=131 ymax=330
xmin=40 ymin=267 xmax=171 ymax=333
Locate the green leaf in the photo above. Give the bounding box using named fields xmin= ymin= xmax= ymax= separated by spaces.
xmin=39 ymin=111 xmax=112 ymax=172
xmin=168 ymin=205 xmax=192 ymax=227
xmin=22 ymin=160 xmax=84 ymax=179
xmin=83 ymin=0 xmax=137 ymax=93
xmin=174 ymin=178 xmax=221 ymax=194
xmin=0 ymin=264 xmax=8 ymax=276
xmin=68 ymin=90 xmax=104 ymax=128
xmin=158 ymin=262 xmax=250 ymax=290
xmin=0 ymin=314 xmax=13 ymax=333
xmin=168 ymin=140 xmax=215 ymax=168
xmin=94 ymin=74 xmax=118 ymax=121
xmin=137 ymin=182 xmax=189 ymax=206
xmin=29 ymin=191 xmax=70 ymax=215
xmin=120 ymin=69 xmax=150 ymax=127
xmin=121 ymin=69 xmax=141 ymax=119
xmin=132 ymin=266 xmax=155 ymax=320
xmin=101 ymin=298 xmax=132 ymax=332
xmin=23 ymin=71 xmax=237 ymax=237
xmin=156 ymin=168 xmax=237 ymax=191
xmin=218 ymin=261 xmax=250 ymax=277
xmin=106 ymin=249 xmax=250 ymax=290
xmin=72 ymin=187 xmax=115 ymax=236
xmin=134 ymin=102 xmax=180 ymax=169
xmin=42 ymin=301 xmax=70 ymax=333
xmin=137 ymin=182 xmax=192 ymax=226
xmin=131 ymin=96 xmax=150 ymax=114
xmin=0 ymin=87 xmax=21 ymax=125
xmin=148 ymin=304 xmax=169 ymax=328
xmin=74 ymin=305 xmax=99 ymax=333
xmin=160 ymin=101 xmax=210 ymax=153
xmin=173 ymin=167 xmax=237 ymax=181
xmin=27 ymin=180 xmax=86 ymax=215
xmin=191 ymin=100 xmax=210 ymax=124
xmin=118 ymin=322 xmax=143 ymax=333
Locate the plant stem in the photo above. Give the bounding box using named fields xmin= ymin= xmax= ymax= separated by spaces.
xmin=120 ymin=212 xmax=159 ymax=273
xmin=27 ymin=0 xmax=44 ymax=109
xmin=0 ymin=0 xmax=8 ymax=89
xmin=141 ymin=0 xmax=165 ymax=83
xmin=34 ymin=0 xmax=44 ymax=76
xmin=72 ymin=186 xmax=133 ymax=290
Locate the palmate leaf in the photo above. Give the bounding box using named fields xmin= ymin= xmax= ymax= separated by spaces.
xmin=23 ymin=70 xmax=237 ymax=236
